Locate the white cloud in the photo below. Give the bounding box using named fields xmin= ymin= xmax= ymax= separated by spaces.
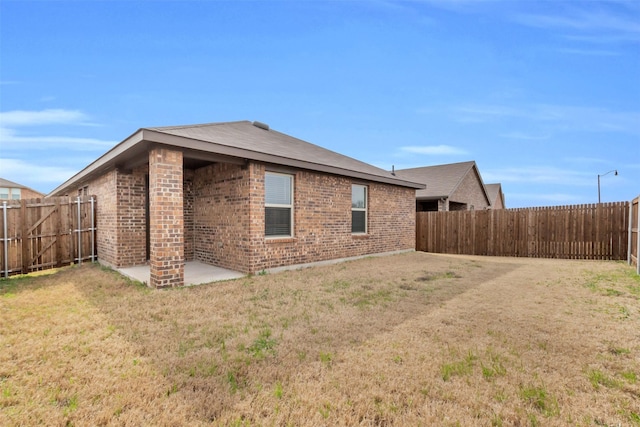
xmin=453 ymin=103 xmax=640 ymax=135
xmin=0 ymin=108 xmax=114 ymax=152
xmin=499 ymin=131 xmax=550 ymax=140
xmin=400 ymin=145 xmax=469 ymax=155
xmin=555 ymin=47 xmax=621 ymax=56
xmin=0 ymin=127 xmax=115 ymax=150
xmin=0 ymin=109 xmax=90 ymax=127
xmin=508 ymin=192 xmax=585 ymax=205
xmin=0 ymin=158 xmax=77 ymax=186
xmin=482 ymin=166 xmax=593 ymax=187
xmin=513 ymin=6 xmax=640 ymax=39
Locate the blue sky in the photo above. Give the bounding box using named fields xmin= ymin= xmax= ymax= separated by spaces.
xmin=1 ymin=0 xmax=638 ymax=207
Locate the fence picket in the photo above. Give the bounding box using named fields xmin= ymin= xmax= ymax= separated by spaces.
xmin=417 ymin=201 xmax=631 ymax=261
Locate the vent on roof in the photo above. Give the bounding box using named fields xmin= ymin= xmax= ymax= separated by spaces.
xmin=252 ymin=121 xmax=269 ymax=131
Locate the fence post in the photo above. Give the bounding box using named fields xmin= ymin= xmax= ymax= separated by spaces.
xmin=21 ymin=199 xmax=28 ymax=274
xmin=77 ymin=196 xmax=82 ymax=265
xmin=636 ymin=196 xmax=640 ymax=275
xmin=90 ymin=196 xmax=95 ymax=262
xmin=2 ymin=202 xmax=7 ymax=278
xmin=629 ymin=200 xmax=633 ymax=267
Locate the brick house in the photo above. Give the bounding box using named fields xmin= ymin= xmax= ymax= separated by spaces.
xmin=0 ymin=177 xmax=45 ymax=200
xmin=394 ymin=161 xmax=491 ymax=211
xmin=50 ymin=120 xmax=423 ymax=288
xmin=485 ymin=183 xmax=506 ymax=209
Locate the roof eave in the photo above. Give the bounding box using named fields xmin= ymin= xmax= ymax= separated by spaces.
xmin=49 ymin=128 xmax=425 ymax=195
xmin=145 ymin=129 xmax=424 ymax=189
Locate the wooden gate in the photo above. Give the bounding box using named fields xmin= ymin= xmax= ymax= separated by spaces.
xmin=1 ymin=196 xmax=96 ymax=277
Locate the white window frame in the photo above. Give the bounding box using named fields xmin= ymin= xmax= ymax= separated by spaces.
xmin=265 ymin=172 xmax=294 ymax=238
xmin=351 ymin=184 xmax=367 ymax=234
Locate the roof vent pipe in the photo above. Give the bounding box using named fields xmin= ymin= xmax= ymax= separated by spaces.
xmin=391 ymin=165 xmax=396 ymax=176
xmin=252 ymin=121 xmax=269 ymax=131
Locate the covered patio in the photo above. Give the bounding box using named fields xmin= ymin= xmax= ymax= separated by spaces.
xmin=118 ymin=261 xmax=244 ymax=287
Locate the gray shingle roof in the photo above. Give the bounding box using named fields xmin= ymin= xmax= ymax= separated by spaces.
xmin=394 ymin=161 xmax=478 ymax=199
xmin=0 ymin=177 xmax=43 ymax=194
xmin=149 ymin=121 xmax=422 ymax=187
xmin=50 ymin=120 xmax=424 ymax=195
xmin=0 ymin=177 xmax=24 ymax=188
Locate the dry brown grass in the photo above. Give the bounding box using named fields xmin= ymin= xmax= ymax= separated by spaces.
xmin=1 ymin=252 xmax=639 ymax=426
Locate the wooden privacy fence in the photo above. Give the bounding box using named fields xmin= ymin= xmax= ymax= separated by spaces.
xmin=416 ymin=202 xmax=630 ymax=260
xmin=1 ymin=196 xmax=96 ymax=277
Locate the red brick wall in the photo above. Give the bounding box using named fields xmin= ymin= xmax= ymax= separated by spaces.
xmin=184 ymin=169 xmax=195 ymax=261
xmin=149 ymin=148 xmax=184 ymax=288
xmin=64 ymin=156 xmax=416 ymax=283
xmin=66 ymin=167 xmax=148 ymax=268
xmin=191 ymin=161 xmax=415 ymax=274
xmin=83 ymin=169 xmax=119 ymax=266
xmin=20 ymin=188 xmax=45 ymax=199
xmin=450 ymin=169 xmax=490 ymax=210
xmin=116 ymin=167 xmax=147 ymax=267
xmin=245 ymin=164 xmax=415 ymax=273
xmin=192 ymin=162 xmax=253 ymax=272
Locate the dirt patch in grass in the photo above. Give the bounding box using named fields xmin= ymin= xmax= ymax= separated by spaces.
xmin=1 ymin=253 xmax=639 ymax=426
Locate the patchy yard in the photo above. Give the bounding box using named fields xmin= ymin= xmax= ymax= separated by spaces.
xmin=1 ymin=252 xmax=638 ymax=426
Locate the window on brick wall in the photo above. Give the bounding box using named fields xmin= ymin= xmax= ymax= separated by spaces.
xmin=352 ymin=184 xmax=367 ymax=234
xmin=0 ymin=188 xmax=21 ymax=200
xmin=265 ymin=172 xmax=293 ymax=237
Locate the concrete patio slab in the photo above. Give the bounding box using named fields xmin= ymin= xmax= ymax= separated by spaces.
xmin=118 ymin=261 xmax=244 ymax=286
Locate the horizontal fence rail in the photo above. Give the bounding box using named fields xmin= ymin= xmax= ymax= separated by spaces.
xmin=416 ymin=202 xmax=630 ymax=261
xmin=1 ymin=196 xmax=96 ymax=277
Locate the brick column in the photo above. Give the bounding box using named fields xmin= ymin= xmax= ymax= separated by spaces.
xmin=149 ymin=147 xmax=184 ymax=288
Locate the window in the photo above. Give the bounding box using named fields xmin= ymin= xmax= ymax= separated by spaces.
xmin=265 ymin=172 xmax=293 ymax=237
xmin=11 ymin=189 xmax=21 ymax=200
xmin=352 ymin=184 xmax=367 ymax=234
xmin=0 ymin=188 xmax=9 ymax=200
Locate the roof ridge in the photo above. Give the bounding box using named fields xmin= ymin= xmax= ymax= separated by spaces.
xmin=395 ymin=160 xmax=475 ymax=172
xmin=147 ymin=120 xmax=251 ymax=131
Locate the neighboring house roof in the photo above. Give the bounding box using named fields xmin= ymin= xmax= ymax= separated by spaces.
xmin=394 ymin=161 xmax=490 ymax=202
xmin=0 ymin=177 xmax=44 ymax=195
xmin=0 ymin=178 xmax=25 ymax=188
xmin=50 ymin=120 xmax=424 ymax=196
xmin=485 ymin=183 xmax=505 ymax=208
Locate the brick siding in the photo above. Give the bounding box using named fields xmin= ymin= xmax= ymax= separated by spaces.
xmin=246 ymin=164 xmax=415 ymax=273
xmin=148 ymin=148 xmax=184 ymax=288
xmin=63 ymin=156 xmax=416 ymax=285
xmin=192 ymin=162 xmax=253 ymax=272
xmin=117 ymin=168 xmax=147 ymax=266
xmin=449 ymin=169 xmax=490 ymax=210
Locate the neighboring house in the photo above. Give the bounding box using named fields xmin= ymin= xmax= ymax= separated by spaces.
xmin=0 ymin=177 xmax=45 ymax=200
xmin=485 ymin=183 xmax=506 ymax=209
xmin=50 ymin=120 xmax=424 ymax=288
xmin=395 ymin=161 xmax=491 ymax=211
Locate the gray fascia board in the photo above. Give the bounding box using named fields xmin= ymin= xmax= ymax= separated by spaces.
xmin=145 ymin=130 xmax=425 ymax=189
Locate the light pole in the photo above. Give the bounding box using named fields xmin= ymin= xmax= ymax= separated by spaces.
xmin=597 ymin=169 xmax=618 ymax=203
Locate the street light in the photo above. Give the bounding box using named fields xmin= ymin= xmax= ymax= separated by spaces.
xmin=597 ymin=169 xmax=618 ymax=203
